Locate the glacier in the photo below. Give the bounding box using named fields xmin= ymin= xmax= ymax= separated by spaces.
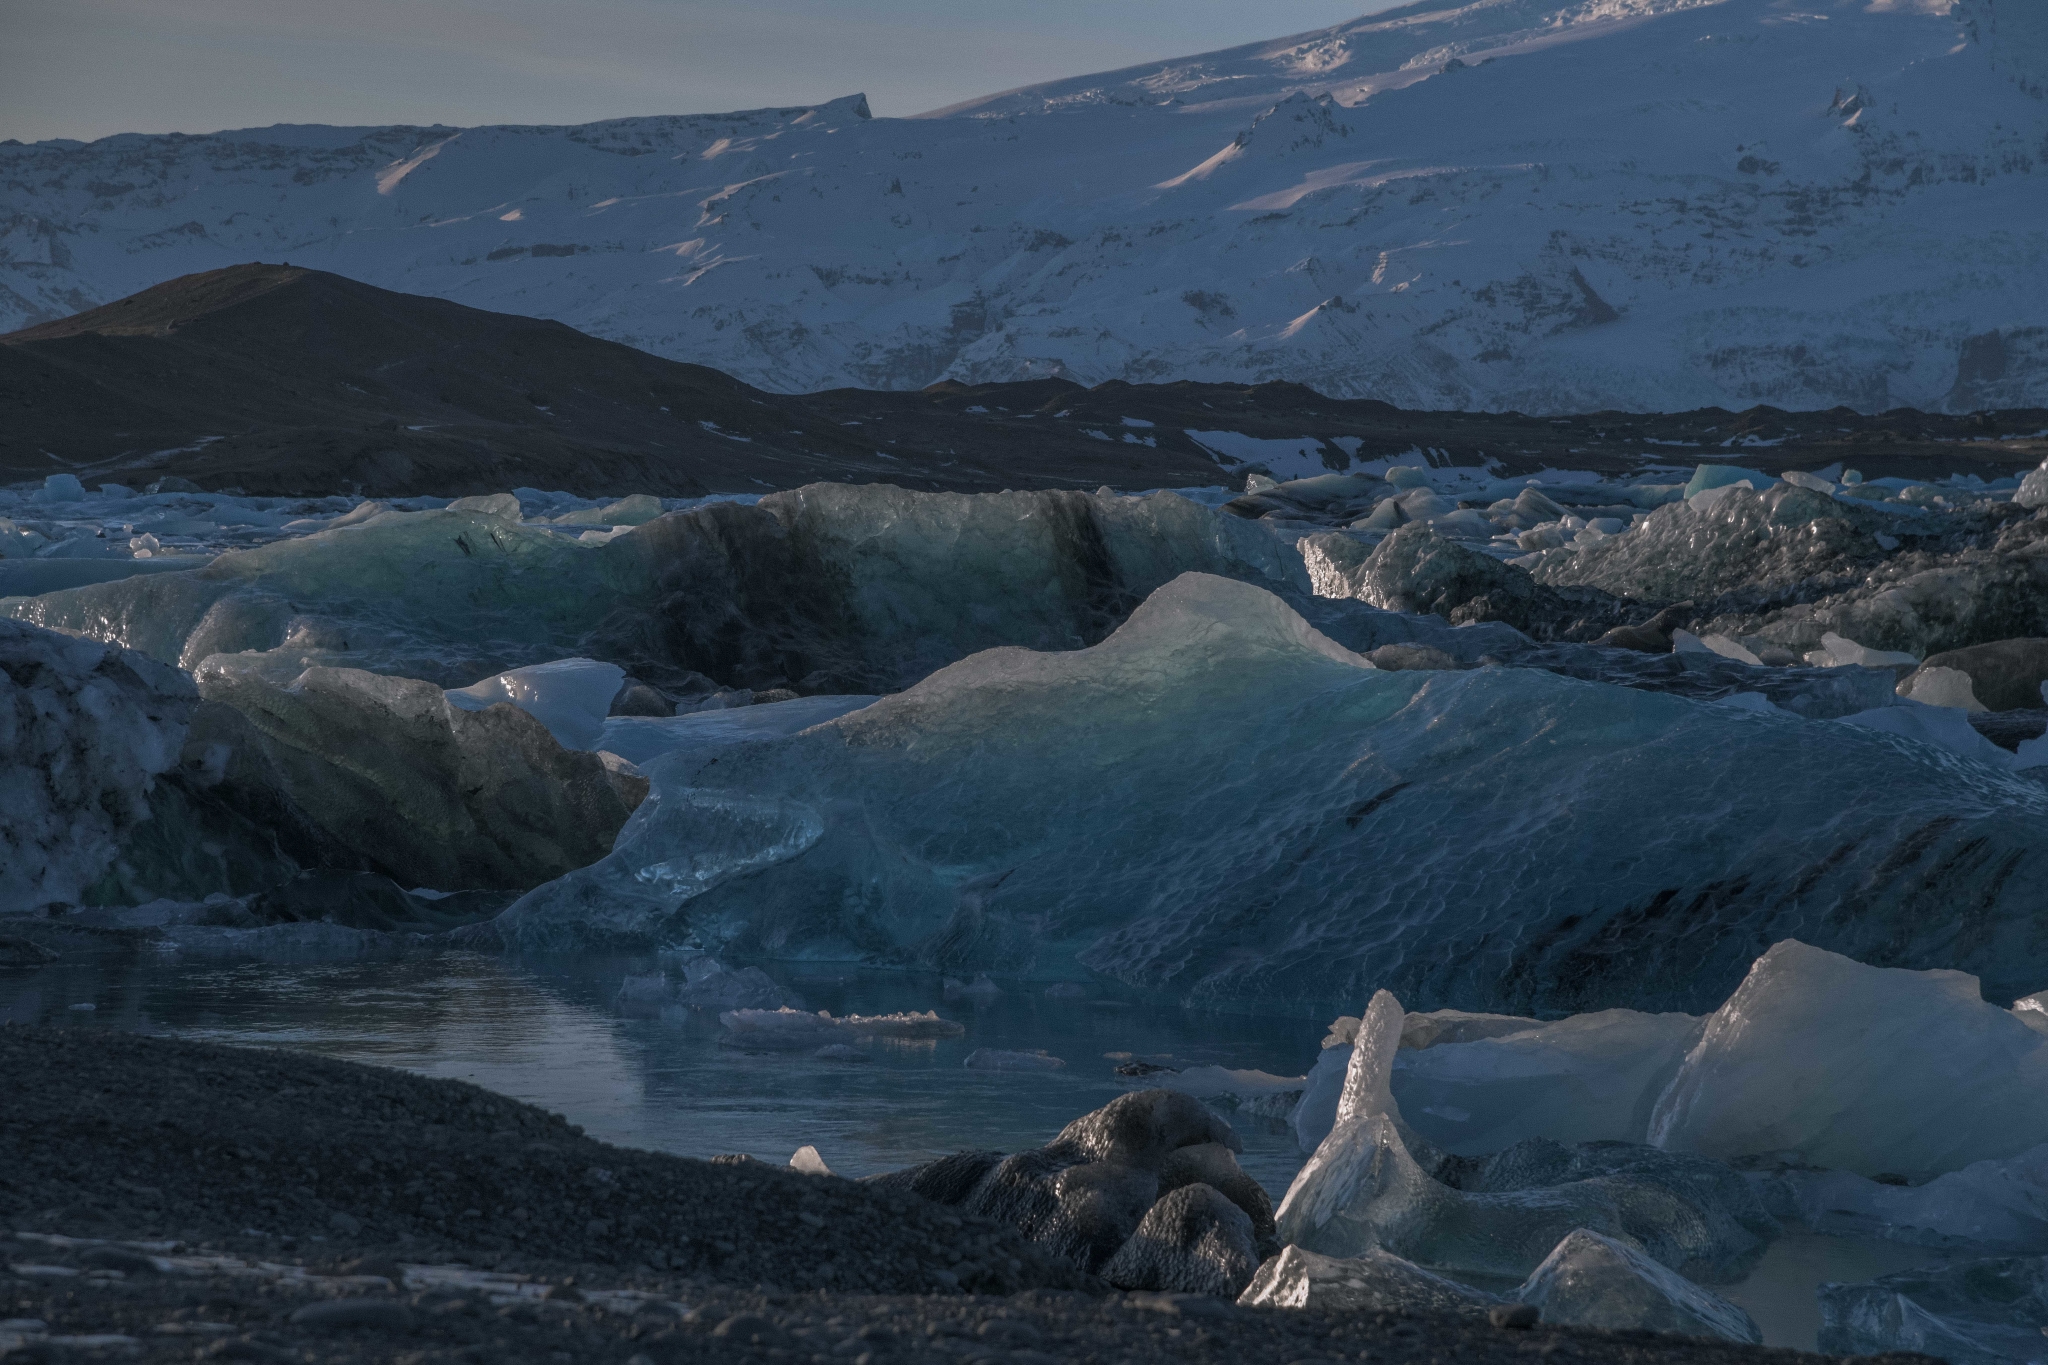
xmin=5 ymin=0 xmax=2046 ymax=412
xmin=488 ymin=571 xmax=2048 ymax=1014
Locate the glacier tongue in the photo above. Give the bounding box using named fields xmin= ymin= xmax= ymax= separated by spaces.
xmin=5 ymin=0 xmax=2044 ymax=410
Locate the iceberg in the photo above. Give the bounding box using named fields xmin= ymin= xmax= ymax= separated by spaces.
xmin=1237 ymin=1243 xmax=1493 ymax=1315
xmin=493 ymin=573 xmax=2048 ymax=1015
xmin=1517 ymin=1229 xmax=1761 ymax=1343
xmin=1754 ymin=1145 xmax=2048 ymax=1254
xmin=1274 ymin=991 xmax=1776 ymax=1282
xmin=1649 ymin=941 xmax=2048 ymax=1179
xmin=5 ymin=484 xmax=1303 ymax=695
xmin=445 ymin=658 xmax=625 ymax=750
xmin=1390 ymin=1008 xmax=1704 ymax=1156
xmin=0 ymin=620 xmax=196 ymax=909
xmin=1818 ymin=1256 xmax=2048 ymax=1364
xmin=193 ymin=663 xmax=646 ymax=891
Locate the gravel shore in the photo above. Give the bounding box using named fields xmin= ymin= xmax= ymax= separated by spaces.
xmin=0 ymin=1025 xmax=1936 ymax=1365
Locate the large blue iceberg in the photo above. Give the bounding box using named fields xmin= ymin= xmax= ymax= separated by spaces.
xmin=493 ymin=573 xmax=2048 ymax=1015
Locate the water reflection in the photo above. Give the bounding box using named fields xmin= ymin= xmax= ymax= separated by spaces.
xmin=0 ymin=944 xmax=1323 ymax=1196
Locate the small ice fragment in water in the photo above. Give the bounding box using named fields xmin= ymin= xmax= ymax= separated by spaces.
xmin=943 ymin=973 xmax=1001 ymax=1001
xmin=67 ymin=1003 xmax=96 ymax=1012
xmin=964 ymin=1048 xmax=1065 ymax=1072
xmin=837 ymin=1011 xmax=964 ymax=1039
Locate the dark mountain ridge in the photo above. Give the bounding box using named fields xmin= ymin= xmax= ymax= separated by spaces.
xmin=4 ymin=264 xmax=2042 ymax=498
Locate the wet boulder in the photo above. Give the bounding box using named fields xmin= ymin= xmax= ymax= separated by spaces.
xmin=1099 ymin=1183 xmax=1260 ymax=1297
xmin=1913 ymin=638 xmax=2048 ymax=712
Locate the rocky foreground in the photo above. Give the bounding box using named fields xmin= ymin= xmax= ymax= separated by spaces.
xmin=0 ymin=1026 xmax=1930 ymax=1365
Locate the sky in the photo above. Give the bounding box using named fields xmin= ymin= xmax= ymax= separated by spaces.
xmin=0 ymin=0 xmax=1399 ymax=145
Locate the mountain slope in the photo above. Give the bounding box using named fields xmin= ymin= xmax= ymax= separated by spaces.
xmin=0 ymin=263 xmax=1233 ymax=495
xmin=2 ymin=0 xmax=2045 ymax=415
xmin=8 ymin=265 xmax=2042 ymax=498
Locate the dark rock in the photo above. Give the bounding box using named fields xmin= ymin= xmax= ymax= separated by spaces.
xmin=863 ymin=1150 xmax=1007 ymax=1206
xmin=608 ymin=679 xmax=675 ymax=717
xmin=1917 ymin=637 xmax=2048 ymax=711
xmin=1156 ymin=1142 xmax=1276 ymax=1254
xmin=1490 ymin=1303 xmax=1541 ymax=1330
xmin=1053 ymin=1089 xmax=1241 ymax=1166
xmin=1099 ymin=1183 xmax=1260 ymax=1298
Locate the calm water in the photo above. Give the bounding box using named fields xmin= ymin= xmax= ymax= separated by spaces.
xmin=0 ymin=941 xmax=1956 ymax=1350
xmin=0 ymin=944 xmax=1322 ymax=1193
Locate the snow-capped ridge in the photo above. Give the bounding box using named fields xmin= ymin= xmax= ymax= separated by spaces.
xmin=4 ymin=0 xmax=2043 ymax=412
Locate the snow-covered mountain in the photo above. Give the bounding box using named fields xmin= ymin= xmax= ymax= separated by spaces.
xmin=3 ymin=0 xmax=2045 ymax=413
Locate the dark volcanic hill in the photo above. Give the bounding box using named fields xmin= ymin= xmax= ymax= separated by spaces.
xmin=3 ymin=264 xmax=2044 ymax=497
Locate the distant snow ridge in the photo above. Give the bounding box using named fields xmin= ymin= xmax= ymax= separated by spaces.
xmin=4 ymin=0 xmax=2047 ymax=413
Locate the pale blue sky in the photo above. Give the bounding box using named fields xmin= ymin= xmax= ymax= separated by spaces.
xmin=0 ymin=0 xmax=1398 ymax=144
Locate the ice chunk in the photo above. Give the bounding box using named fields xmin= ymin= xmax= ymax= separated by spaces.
xmin=1535 ymin=484 xmax=1875 ymax=606
xmin=194 ymin=663 xmax=645 ymax=892
xmin=1896 ymin=664 xmax=1987 ymax=711
xmin=661 ymin=951 xmax=801 ymax=1011
xmin=554 ymin=494 xmax=664 ymax=527
xmin=1164 ymin=1065 xmax=1305 ymax=1106
xmin=8 ymin=484 xmax=1303 ymax=696
xmin=789 ymin=1145 xmax=832 ymax=1176
xmin=1237 ymin=1244 xmax=1493 ymax=1314
xmin=1810 ymin=632 xmax=1919 ymax=669
xmin=1755 ymin=1143 xmax=2048 ymax=1253
xmin=964 ymin=1048 xmax=1065 ymax=1071
xmin=493 ymin=573 xmax=2048 ymax=1012
xmin=1394 ymin=1008 xmax=1704 ymax=1155
xmin=1517 ymin=1229 xmax=1761 ymax=1343
xmin=1278 ymin=985 xmax=1775 ymax=1281
xmin=837 ymin=1010 xmax=964 ymax=1039
xmin=446 ymin=657 xmax=625 ymax=750
xmin=1818 ymin=1255 xmax=2048 ymax=1363
xmin=1684 ymin=465 xmax=1772 ymax=498
xmin=1304 ymin=524 xmax=1564 ymax=634
xmin=1698 ymin=634 xmax=1763 ymax=666
xmin=1837 ymin=701 xmax=2014 ymax=768
xmin=34 ymin=474 xmax=86 ymax=504
xmin=2016 ymin=459 xmax=2048 ymax=510
xmin=446 ymin=493 xmax=522 ymax=520
xmin=593 ymin=694 xmax=877 ymax=767
xmin=1649 ymin=941 xmax=2048 ymax=1178
xmin=0 ymin=619 xmax=196 ymax=909
xmin=1780 ymin=470 xmax=1836 ymax=494
xmin=943 ymin=973 xmax=1002 ymax=1001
